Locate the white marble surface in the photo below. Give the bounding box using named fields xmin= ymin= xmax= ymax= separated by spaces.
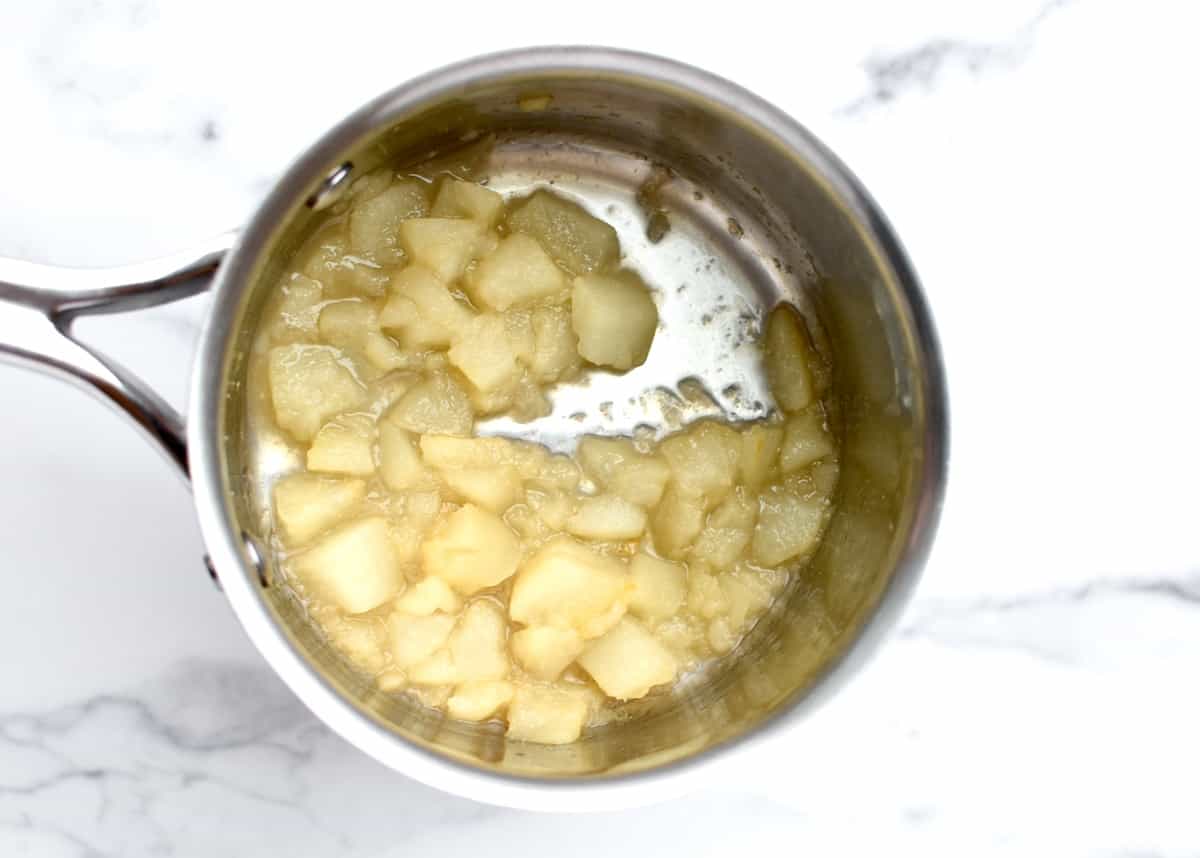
xmin=2 ymin=0 xmax=1199 ymax=854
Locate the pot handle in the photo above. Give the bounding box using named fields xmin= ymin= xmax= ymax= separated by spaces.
xmin=0 ymin=232 xmax=238 ymax=482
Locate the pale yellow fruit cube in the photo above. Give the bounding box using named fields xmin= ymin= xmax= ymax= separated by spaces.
xmin=722 ymin=566 xmax=786 ymax=632
xmin=394 ymin=576 xmax=462 ymax=616
xmin=467 ymin=234 xmax=567 ymax=310
xmin=347 ymin=180 xmax=430 ymax=263
xmin=506 ymin=190 xmax=619 ymax=275
xmin=397 ymin=218 xmax=488 ymax=283
xmin=422 ymin=504 xmax=521 ymax=594
xmin=650 ymin=483 xmax=706 ymax=559
xmin=528 ymin=305 xmax=580 ymax=382
xmin=525 ymin=487 xmax=576 ymax=531
xmin=502 ymin=308 xmax=536 ymax=365
xmin=751 ymin=487 xmax=827 ymax=567
xmin=430 ymin=178 xmax=504 ymax=227
xmin=811 ymin=459 xmax=840 ymax=498
xmin=447 ymin=680 xmax=514 ymax=721
xmin=447 ymin=599 xmax=510 ymax=682
xmin=407 ymin=649 xmax=458 ymax=685
xmin=272 ymin=274 xmax=323 ymax=341
xmin=628 ymin=553 xmax=686 ymax=621
xmin=379 ymin=266 xmax=475 ymax=351
xmin=660 ymin=421 xmax=741 ymax=504
xmin=403 ymin=490 xmax=443 ymax=532
xmin=326 ymin=616 xmax=389 ymax=673
xmin=763 ymin=304 xmax=818 ymax=413
xmin=509 ymin=537 xmax=629 ymax=639
xmin=739 ymin=423 xmax=784 ymax=490
xmin=686 ymin=568 xmax=728 ymax=619
xmin=571 ymin=272 xmax=658 ymax=370
xmin=363 ymin=331 xmax=413 ymax=372
xmin=419 ymin=434 xmax=515 ymax=469
xmin=440 ymin=466 xmax=523 ymax=513
xmin=691 ymin=487 xmax=757 ymax=571
xmin=385 ymin=372 xmax=473 ymax=436
xmin=306 ymin=414 xmax=376 ymax=476
xmin=577 ymin=436 xmax=670 ymax=507
xmin=578 ymin=617 xmax=678 ymax=700
xmin=318 ymin=300 xmax=377 ymax=352
xmin=448 ymin=315 xmax=522 ymax=392
xmin=294 ymin=517 xmax=403 ymax=614
xmin=780 ymin=410 xmax=835 ymax=473
xmin=510 ymin=626 xmax=584 ymax=681
xmin=268 ymin=345 xmax=364 ymax=441
xmin=377 ymin=422 xmax=432 ymax=491
xmin=506 ymin=684 xmax=589 ymax=744
xmin=272 ymin=473 xmax=366 ymax=545
xmin=389 ymin=611 xmax=456 ymax=669
xmin=566 ymin=494 xmax=647 ymax=541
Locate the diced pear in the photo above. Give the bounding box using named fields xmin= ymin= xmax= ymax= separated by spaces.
xmin=577 ymin=436 xmax=670 ymax=507
xmin=363 ymin=370 xmax=419 ymax=415
xmin=448 ymin=315 xmax=522 ymax=392
xmin=780 ymin=410 xmax=835 ymax=473
xmin=566 ymin=494 xmax=647 ymax=541
xmin=431 ymin=178 xmax=504 ymax=227
xmin=509 ymin=537 xmax=629 ymax=639
xmin=503 ymin=309 xmax=536 ymax=365
xmin=751 ymin=487 xmax=827 ymax=567
xmin=707 ymin=616 xmax=737 ymax=654
xmin=397 ymin=218 xmax=488 ymax=283
xmin=447 ymin=680 xmax=514 ymax=721
xmin=811 ymin=459 xmax=840 ymax=498
xmin=571 ymin=272 xmax=657 ymax=370
xmin=446 ymin=599 xmax=509 ymax=682
xmin=318 ymin=300 xmax=377 ymax=352
xmin=364 ymin=331 xmax=414 ymax=371
xmin=528 ymin=305 xmax=580 ymax=382
xmin=377 ymin=421 xmax=432 ymax=491
xmin=407 ymin=649 xmax=458 ymax=685
xmin=385 ymin=372 xmax=473 ymax=435
xmin=740 ymin=423 xmax=784 ymax=490
xmin=686 ymin=568 xmax=728 ymax=619
xmin=272 ymin=473 xmax=366 ymax=545
xmin=404 ymin=490 xmax=443 ymax=528
xmin=466 ymin=234 xmax=567 ymax=310
xmin=380 ymin=266 xmax=475 ymax=351
xmin=294 ymin=517 xmax=403 ymax=614
xmin=660 ymin=421 xmax=741 ymax=505
xmin=763 ymin=304 xmax=818 ymax=413
xmin=506 ymin=684 xmax=589 ymax=744
xmin=650 ymin=483 xmax=706 ymax=559
xmin=268 ymin=345 xmax=364 ymax=441
xmin=422 ymin=504 xmax=521 ymax=594
xmin=395 ymin=576 xmax=462 ymax=616
xmin=525 ymin=487 xmax=575 ymax=531
xmin=326 ymin=616 xmax=389 ymax=673
xmin=510 ymin=626 xmax=584 ymax=681
xmin=306 ymin=414 xmax=376 ymax=476
xmin=347 ymin=179 xmax=431 ymax=263
xmin=272 ymin=275 xmax=323 ymax=341
xmin=506 ymin=190 xmax=619 ymax=275
xmin=440 ymin=466 xmax=522 ymax=513
xmin=388 ymin=611 xmax=456 ymax=669
xmin=628 ymin=553 xmax=687 ymax=622
xmin=578 ymin=617 xmax=678 ymax=700
xmin=691 ymin=487 xmax=757 ymax=571
xmin=420 ymin=434 xmax=517 ymax=469
xmin=721 ymin=566 xmax=785 ymax=632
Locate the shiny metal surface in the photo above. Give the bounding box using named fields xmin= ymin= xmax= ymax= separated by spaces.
xmin=0 ymin=233 xmax=235 ymax=477
xmin=188 ymin=48 xmax=948 ymax=810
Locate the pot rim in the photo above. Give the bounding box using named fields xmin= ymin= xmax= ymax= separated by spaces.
xmin=188 ymin=45 xmax=948 ymax=812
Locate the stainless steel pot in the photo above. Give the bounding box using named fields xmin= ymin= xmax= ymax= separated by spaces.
xmin=0 ymin=47 xmax=947 ymax=811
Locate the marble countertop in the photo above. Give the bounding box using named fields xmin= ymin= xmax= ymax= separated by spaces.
xmin=3 ymin=1 xmax=1197 ymax=854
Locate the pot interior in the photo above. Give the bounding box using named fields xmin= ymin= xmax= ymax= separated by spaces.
xmin=211 ymin=58 xmax=939 ymax=779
